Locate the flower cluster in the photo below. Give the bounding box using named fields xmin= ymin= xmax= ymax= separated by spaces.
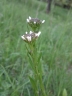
xmin=21 ymin=31 xmax=41 ymax=43
xmin=21 ymin=16 xmax=45 ymax=43
xmin=27 ymin=16 xmax=45 ymax=32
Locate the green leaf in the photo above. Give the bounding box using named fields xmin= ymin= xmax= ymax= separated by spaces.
xmin=29 ymin=76 xmax=37 ymax=91
xmin=62 ymin=89 xmax=67 ymax=96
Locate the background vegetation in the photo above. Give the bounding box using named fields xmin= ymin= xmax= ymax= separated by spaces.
xmin=0 ymin=0 xmax=72 ymax=96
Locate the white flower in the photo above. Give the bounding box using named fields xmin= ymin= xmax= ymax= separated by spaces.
xmin=29 ymin=16 xmax=31 ymax=20
xmin=26 ymin=32 xmax=28 ymax=34
xmin=26 ymin=36 xmax=31 ymax=42
xmin=34 ymin=21 xmax=36 ymax=24
xmin=42 ymin=20 xmax=45 ymax=23
xmin=27 ymin=16 xmax=32 ymax=23
xmin=30 ymin=31 xmax=33 ymax=34
xmin=21 ymin=35 xmax=26 ymax=40
xmin=27 ymin=19 xmax=29 ymax=22
xmin=21 ymin=31 xmax=41 ymax=43
xmin=35 ymin=31 xmax=41 ymax=37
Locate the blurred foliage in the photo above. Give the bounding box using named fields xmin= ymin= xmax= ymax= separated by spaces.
xmin=56 ymin=0 xmax=72 ymax=7
xmin=38 ymin=0 xmax=72 ymax=8
xmin=8 ymin=0 xmax=72 ymax=8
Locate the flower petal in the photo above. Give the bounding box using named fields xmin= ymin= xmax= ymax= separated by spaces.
xmin=27 ymin=19 xmax=29 ymax=22
xmin=35 ymin=31 xmax=41 ymax=37
xmin=26 ymin=36 xmax=31 ymax=41
xmin=34 ymin=21 xmax=36 ymax=24
xmin=21 ymin=35 xmax=26 ymax=40
xmin=42 ymin=20 xmax=45 ymax=23
xmin=29 ymin=16 xmax=31 ymax=20
xmin=30 ymin=31 xmax=33 ymax=34
xmin=25 ymin=32 xmax=28 ymax=34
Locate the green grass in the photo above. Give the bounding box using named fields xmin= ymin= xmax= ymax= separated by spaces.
xmin=0 ymin=0 xmax=72 ymax=96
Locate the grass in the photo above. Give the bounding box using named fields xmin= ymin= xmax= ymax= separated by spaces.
xmin=0 ymin=0 xmax=72 ymax=96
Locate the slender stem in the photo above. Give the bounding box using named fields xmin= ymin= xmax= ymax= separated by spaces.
xmin=38 ymin=74 xmax=47 ymax=96
xmin=27 ymin=41 xmax=47 ymax=96
xmin=30 ymin=42 xmax=47 ymax=96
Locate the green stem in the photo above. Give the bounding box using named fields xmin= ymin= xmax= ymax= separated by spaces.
xmin=27 ymin=41 xmax=47 ymax=96
xmin=38 ymin=74 xmax=47 ymax=96
xmin=31 ymin=43 xmax=47 ymax=96
xmin=35 ymin=65 xmax=46 ymax=96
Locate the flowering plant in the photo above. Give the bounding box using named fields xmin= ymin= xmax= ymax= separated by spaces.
xmin=21 ymin=16 xmax=46 ymax=96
